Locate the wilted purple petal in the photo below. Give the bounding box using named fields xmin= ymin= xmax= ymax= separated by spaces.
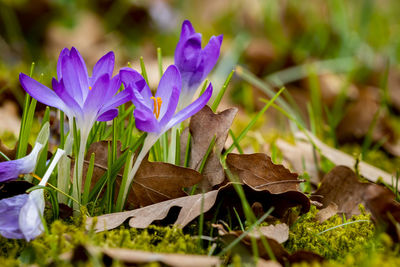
xmin=91 ymin=51 xmax=115 ymax=84
xmin=0 ymin=194 xmax=28 ymax=239
xmin=155 ymin=65 xmax=181 ymax=119
xmin=0 ymin=143 xmax=43 ymax=183
xmin=19 ymin=74 xmax=66 ymax=112
xmin=19 ymin=190 xmax=45 ymax=241
xmin=166 ymin=83 xmax=213 ymax=129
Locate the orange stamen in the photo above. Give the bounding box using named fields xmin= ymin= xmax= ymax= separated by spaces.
xmin=89 ymin=86 xmax=92 ymax=90
xmin=31 ymin=173 xmax=43 ymax=183
xmin=151 ymin=97 xmax=162 ymax=119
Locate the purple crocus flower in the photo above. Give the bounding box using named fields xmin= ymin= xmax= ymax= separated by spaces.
xmin=19 ymin=47 xmax=133 ymax=137
xmin=0 ymin=142 xmax=43 ymax=183
xmin=175 ymin=20 xmax=223 ymax=106
xmin=116 ymin=65 xmax=212 ymax=209
xmin=0 ymin=149 xmax=65 ymax=241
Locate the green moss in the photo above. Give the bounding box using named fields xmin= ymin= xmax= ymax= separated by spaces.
xmin=0 ymin=219 xmax=205 ymax=266
xmin=285 ymin=205 xmax=375 ymax=260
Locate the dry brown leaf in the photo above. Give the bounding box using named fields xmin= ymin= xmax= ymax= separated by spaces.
xmin=275 ymin=139 xmax=320 ymax=184
xmin=226 ymin=153 xmax=301 ymax=193
xmin=295 ymin=130 xmax=396 ymax=190
xmin=363 ymin=185 xmax=400 ymax=242
xmin=315 ymin=202 xmax=338 ymax=223
xmin=311 ymin=166 xmax=370 ymax=217
xmin=181 ymin=105 xmax=238 ymax=191
xmin=126 ymin=156 xmax=203 ymax=208
xmin=248 ymin=224 xmax=289 ymax=244
xmin=61 ymin=246 xmax=220 ymax=267
xmin=88 ymin=183 xmax=310 ymax=232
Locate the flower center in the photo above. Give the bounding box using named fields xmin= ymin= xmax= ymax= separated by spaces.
xmin=151 ymin=96 xmax=162 ymax=119
xmin=89 ymin=86 xmax=92 ymax=90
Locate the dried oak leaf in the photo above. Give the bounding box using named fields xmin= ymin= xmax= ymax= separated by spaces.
xmin=87 ymin=182 xmax=310 ymax=232
xmin=60 ymin=246 xmax=220 ymax=267
xmin=181 ymin=105 xmax=238 ymax=191
xmin=125 ymin=156 xmax=203 ymax=209
xmin=214 ymin=224 xmax=323 ymax=265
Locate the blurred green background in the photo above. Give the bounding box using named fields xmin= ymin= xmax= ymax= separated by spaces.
xmin=2 ymin=0 xmax=400 ymax=160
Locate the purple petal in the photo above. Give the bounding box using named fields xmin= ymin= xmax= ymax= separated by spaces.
xmin=180 ymin=20 xmax=197 ymax=40
xmin=120 ymin=68 xmax=153 ymax=109
xmin=0 ymin=161 xmax=21 ymax=183
xmin=91 ymin=51 xmax=115 ymax=84
xmin=52 ymin=78 xmax=83 ymax=118
xmin=175 ymin=35 xmax=202 ymax=73
xmin=100 ymin=86 xmax=133 ymax=115
xmin=165 ymin=83 xmax=213 ymax=130
xmin=159 ymin=81 xmax=180 ymax=129
xmin=83 ymin=74 xmax=110 ymax=114
xmin=132 ymin=89 xmax=160 ymax=133
xmin=104 ymin=74 xmax=122 ymax=100
xmin=57 ymin=48 xmax=70 ymax=80
xmin=155 ymin=65 xmax=181 ymax=119
xmin=19 ymin=73 xmax=66 ymax=112
xmin=61 ymin=47 xmax=90 ymax=104
xmin=0 ymin=194 xmax=28 ymax=239
xmin=200 ymin=34 xmax=223 ymax=80
xmin=97 ymin=109 xmax=118 ymax=121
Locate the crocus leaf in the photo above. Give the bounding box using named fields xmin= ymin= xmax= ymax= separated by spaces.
xmin=181 ymin=105 xmax=238 ymax=191
xmin=87 ymin=182 xmax=310 ymax=232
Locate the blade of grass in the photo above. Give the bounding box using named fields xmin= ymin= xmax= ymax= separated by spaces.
xmin=211 ymin=70 xmax=234 ymax=112
xmin=223 ymin=87 xmax=285 ymax=156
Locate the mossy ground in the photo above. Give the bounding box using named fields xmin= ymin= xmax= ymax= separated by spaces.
xmin=1 ymin=205 xmax=400 ymax=266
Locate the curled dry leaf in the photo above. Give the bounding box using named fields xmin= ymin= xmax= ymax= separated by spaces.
xmin=61 ymin=245 xmax=220 ymax=267
xmin=295 ymin=131 xmax=395 ymax=190
xmin=87 ymin=182 xmax=310 ymax=232
xmin=181 ymin=105 xmax=238 ymax=191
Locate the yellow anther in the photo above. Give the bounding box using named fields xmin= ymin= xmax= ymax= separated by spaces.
xmin=89 ymin=86 xmax=92 ymax=90
xmin=151 ymin=96 xmax=162 ymax=119
xmin=31 ymin=173 xmax=43 ymax=183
